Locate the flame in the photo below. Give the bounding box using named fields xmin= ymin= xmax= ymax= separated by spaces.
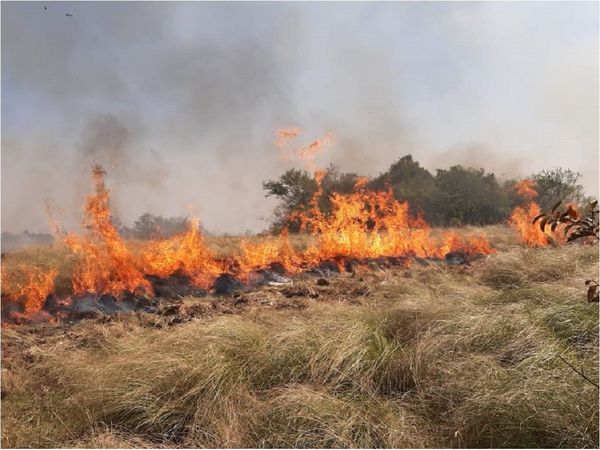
xmin=236 ymin=229 xmax=301 ymax=276
xmin=138 ymin=172 xmax=493 ymax=284
xmin=437 ymin=232 xmax=495 ymax=257
xmin=273 ymin=130 xmax=493 ymax=265
xmin=509 ymin=202 xmax=550 ymax=247
xmin=274 ymin=128 xmax=334 ymax=171
xmin=297 ymin=174 xmax=494 ymax=267
xmin=274 ymin=127 xmax=302 ymax=154
xmin=514 ymin=179 xmax=538 ymax=200
xmin=60 ymin=165 xmax=151 ymax=296
xmin=141 ymin=218 xmax=222 ymax=288
xmin=1 ymin=265 xmax=58 ymax=315
xmin=508 ymin=179 xmax=571 ymax=247
xmin=2 ymin=149 xmax=497 ymax=322
xmin=297 ymin=133 xmax=334 ymax=170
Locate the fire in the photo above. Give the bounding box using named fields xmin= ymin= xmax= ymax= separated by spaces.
xmin=236 ymin=229 xmax=301 ymax=276
xmin=274 ymin=128 xmax=334 ymax=171
xmin=509 ymin=202 xmax=551 ymax=247
xmin=437 ymin=232 xmax=495 ymax=257
xmin=298 ymin=133 xmax=334 ymax=168
xmin=297 ymin=174 xmax=494 ymax=267
xmin=514 ymin=179 xmax=538 ymax=200
xmin=509 ymin=179 xmax=568 ymax=246
xmin=2 ymin=135 xmax=498 ymax=322
xmin=141 ymin=218 xmax=222 ymax=288
xmin=274 ymin=127 xmax=302 ymax=152
xmin=1 ymin=265 xmax=58 ymax=315
xmin=59 ymin=165 xmax=151 ymax=296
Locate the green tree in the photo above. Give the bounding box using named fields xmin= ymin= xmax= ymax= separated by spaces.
xmin=261 ymin=157 xmax=588 ymax=231
xmin=263 ymin=169 xmax=318 ymax=232
xmin=532 ymin=168 xmax=585 ymax=210
xmin=434 ymin=166 xmax=510 ymax=225
xmin=370 ymin=155 xmax=438 ymax=220
xmin=263 ymin=166 xmax=361 ymax=232
xmin=122 ymin=213 xmax=192 ymax=239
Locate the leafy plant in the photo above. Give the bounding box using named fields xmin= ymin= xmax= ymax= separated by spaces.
xmin=533 ymin=200 xmax=599 ymax=302
xmin=533 ymin=200 xmax=598 ymax=242
xmin=585 ymin=280 xmax=599 ymax=304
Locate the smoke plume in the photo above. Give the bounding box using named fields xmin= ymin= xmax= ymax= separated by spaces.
xmin=2 ymin=2 xmax=597 ymax=234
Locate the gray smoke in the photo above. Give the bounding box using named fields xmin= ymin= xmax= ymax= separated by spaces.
xmin=2 ymin=2 xmax=598 ymax=234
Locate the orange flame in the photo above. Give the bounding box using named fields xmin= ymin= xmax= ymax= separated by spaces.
xmin=514 ymin=179 xmax=538 ymax=200
xmin=60 ymin=165 xmax=151 ymax=296
xmin=3 ymin=153 xmax=498 ymax=319
xmin=274 ymin=127 xmax=302 ymax=153
xmin=274 ymin=127 xmax=334 ymax=171
xmin=508 ymin=179 xmax=569 ymax=247
xmin=236 ymin=229 xmax=301 ymax=276
xmin=141 ymin=218 xmax=222 ymax=288
xmin=297 ymin=133 xmax=334 ymax=169
xmin=1 ymin=265 xmax=58 ymax=315
xmin=297 ymin=174 xmax=494 ymax=267
xmin=509 ymin=202 xmax=550 ymax=247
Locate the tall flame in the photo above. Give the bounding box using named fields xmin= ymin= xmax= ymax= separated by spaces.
xmin=514 ymin=179 xmax=538 ymax=200
xmin=61 ymin=165 xmax=151 ymax=295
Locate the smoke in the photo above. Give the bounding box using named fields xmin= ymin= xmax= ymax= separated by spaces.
xmin=2 ymin=2 xmax=598 ymax=234
xmin=80 ymin=115 xmax=131 ymax=170
xmin=426 ymin=142 xmax=526 ymax=180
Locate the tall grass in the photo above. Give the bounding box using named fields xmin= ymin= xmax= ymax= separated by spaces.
xmin=1 ymin=236 xmax=598 ymax=448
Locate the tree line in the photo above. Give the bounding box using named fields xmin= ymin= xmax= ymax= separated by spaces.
xmin=113 ymin=156 xmax=588 ymax=238
xmin=262 ymin=155 xmax=588 ymax=232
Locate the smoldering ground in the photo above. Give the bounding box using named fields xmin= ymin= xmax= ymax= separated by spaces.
xmin=2 ymin=2 xmax=598 ymax=234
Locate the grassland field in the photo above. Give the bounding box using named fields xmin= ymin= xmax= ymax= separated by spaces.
xmin=1 ymin=225 xmax=598 ymax=448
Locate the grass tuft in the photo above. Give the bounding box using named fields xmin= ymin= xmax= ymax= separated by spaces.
xmin=2 ymin=229 xmax=598 ymax=448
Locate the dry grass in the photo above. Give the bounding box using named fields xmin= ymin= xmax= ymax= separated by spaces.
xmin=1 ymin=226 xmax=598 ymax=448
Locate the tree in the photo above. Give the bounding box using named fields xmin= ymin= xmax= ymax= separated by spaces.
xmin=532 ymin=168 xmax=585 ymax=211
xmin=263 ymin=169 xmax=318 ymax=232
xmin=126 ymin=213 xmax=191 ymax=239
xmin=433 ymin=166 xmax=511 ymax=225
xmin=263 ymin=166 xmax=361 ymax=232
xmin=370 ymin=155 xmax=438 ymax=220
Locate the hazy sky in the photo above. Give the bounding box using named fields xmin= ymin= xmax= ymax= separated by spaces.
xmin=2 ymin=1 xmax=598 ymax=234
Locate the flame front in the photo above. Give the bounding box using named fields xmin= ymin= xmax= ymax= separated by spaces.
xmin=236 ymin=229 xmax=301 ymax=276
xmin=2 ymin=157 xmax=498 ymax=321
xmin=297 ymin=174 xmax=494 ymax=267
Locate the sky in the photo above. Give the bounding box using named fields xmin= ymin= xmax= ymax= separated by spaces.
xmin=2 ymin=1 xmax=598 ymax=234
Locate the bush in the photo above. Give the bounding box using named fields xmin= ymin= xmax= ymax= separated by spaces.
xmin=532 ymin=168 xmax=585 ymax=211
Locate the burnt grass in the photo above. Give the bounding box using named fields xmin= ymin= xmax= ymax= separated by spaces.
xmin=1 ymin=238 xmax=598 ymax=449
xmin=1 ymin=253 xmax=455 ymax=326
